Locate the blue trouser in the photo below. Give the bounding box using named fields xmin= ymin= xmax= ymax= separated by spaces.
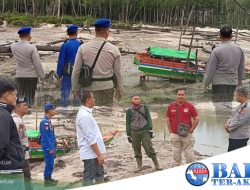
xmin=43 ymin=149 xmax=55 ymax=178
xmin=82 ymin=158 xmax=104 ymax=186
xmin=61 ymin=75 xmax=71 ymax=107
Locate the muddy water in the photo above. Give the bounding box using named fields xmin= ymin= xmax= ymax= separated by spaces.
xmin=151 ymin=107 xmax=234 ymax=156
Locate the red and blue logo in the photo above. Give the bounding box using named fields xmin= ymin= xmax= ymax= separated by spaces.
xmin=185 ymin=162 xmax=209 ymax=186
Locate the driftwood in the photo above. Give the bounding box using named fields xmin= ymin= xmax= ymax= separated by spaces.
xmin=0 ymin=46 xmax=11 ymax=53
xmin=0 ymin=45 xmax=60 ymax=53
xmin=0 ymin=44 xmax=135 ymax=55
xmin=47 ymin=39 xmax=67 ymax=45
xmin=36 ymin=45 xmax=61 ymax=52
xmin=238 ymin=32 xmax=250 ymax=37
xmin=202 ymin=47 xmax=211 ymax=54
xmin=0 ymin=42 xmax=12 ymax=47
xmin=140 ymin=29 xmax=163 ymax=34
xmin=0 ymin=52 xmax=13 ymax=57
xmin=47 ymin=37 xmax=88 ymax=45
xmin=119 ymin=48 xmax=136 ymax=54
xmin=180 ymin=43 xmax=203 ymax=48
xmin=181 ymin=36 xmax=220 ymax=41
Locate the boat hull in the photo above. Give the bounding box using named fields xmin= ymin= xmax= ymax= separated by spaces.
xmin=134 ymin=53 xmax=203 ymax=81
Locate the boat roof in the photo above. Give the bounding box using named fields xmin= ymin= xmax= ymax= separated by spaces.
xmin=147 ymin=47 xmax=196 ymax=60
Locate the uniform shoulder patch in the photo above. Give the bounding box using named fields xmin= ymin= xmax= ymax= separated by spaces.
xmin=45 ymin=122 xmax=50 ymax=130
xmin=19 ymin=124 xmax=24 ymax=131
xmin=240 ymin=108 xmax=248 ymax=114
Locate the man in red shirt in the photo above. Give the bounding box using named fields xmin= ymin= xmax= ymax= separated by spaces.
xmin=166 ymin=88 xmax=199 ymax=167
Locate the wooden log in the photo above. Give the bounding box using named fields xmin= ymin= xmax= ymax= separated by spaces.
xmin=0 ymin=42 xmax=12 ymax=47
xmin=202 ymin=47 xmax=211 ymax=54
xmin=47 ymin=39 xmax=67 ymax=45
xmin=46 ymin=37 xmax=89 ymax=45
xmin=0 ymin=45 xmax=60 ymax=53
xmin=36 ymin=45 xmax=61 ymax=52
xmin=181 ymin=36 xmax=220 ymax=41
xmin=184 ymin=31 xmax=218 ymax=37
xmin=0 ymin=46 xmax=11 ymax=53
xmin=0 ymin=44 xmax=135 ymax=55
xmin=238 ymin=32 xmax=250 ymax=37
xmin=180 ymin=43 xmax=203 ymax=48
xmin=119 ymin=48 xmax=136 ymax=54
xmin=0 ymin=53 xmax=13 ymax=57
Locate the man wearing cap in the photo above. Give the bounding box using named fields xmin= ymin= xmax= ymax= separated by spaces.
xmin=0 ymin=76 xmax=25 ymax=190
xmin=72 ymin=18 xmax=123 ymax=106
xmin=57 ymin=25 xmax=81 ymax=108
xmin=39 ymin=103 xmax=58 ymax=185
xmin=203 ymin=25 xmax=245 ymax=102
xmin=12 ymin=97 xmax=31 ymax=179
xmin=11 ymin=26 xmax=45 ymax=106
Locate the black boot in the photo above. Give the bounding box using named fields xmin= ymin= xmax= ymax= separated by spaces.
xmin=44 ymin=176 xmax=58 ymax=186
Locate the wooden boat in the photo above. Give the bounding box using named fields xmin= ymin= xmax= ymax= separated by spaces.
xmin=103 ymin=130 xmax=118 ymax=146
xmin=27 ymin=129 xmax=71 ymax=159
xmin=134 ymin=49 xmax=204 ymax=81
xmin=27 ymin=129 xmax=118 ymax=158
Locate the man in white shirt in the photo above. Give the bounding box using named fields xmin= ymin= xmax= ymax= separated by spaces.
xmin=76 ymin=90 xmax=106 ymax=186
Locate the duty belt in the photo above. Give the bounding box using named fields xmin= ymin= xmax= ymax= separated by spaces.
xmin=92 ymin=76 xmax=113 ymax=81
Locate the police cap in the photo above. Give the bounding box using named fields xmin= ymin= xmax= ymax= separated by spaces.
xmin=16 ymin=97 xmax=28 ymax=104
xmin=94 ymin=18 xmax=111 ymax=28
xmin=18 ymin=26 xmax=32 ymax=35
xmin=44 ymin=103 xmax=56 ymax=111
xmin=67 ymin=24 xmax=78 ymax=34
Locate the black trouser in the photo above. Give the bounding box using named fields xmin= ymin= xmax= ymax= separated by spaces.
xmin=82 ymin=158 xmax=104 ymax=186
xmin=212 ymin=85 xmax=236 ymax=102
xmin=15 ymin=77 xmax=38 ymax=105
xmin=23 ymin=159 xmax=31 ymax=179
xmin=228 ymin=138 xmax=249 ymax=152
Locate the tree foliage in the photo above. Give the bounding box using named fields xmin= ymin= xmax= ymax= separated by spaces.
xmin=0 ymin=0 xmax=250 ymax=27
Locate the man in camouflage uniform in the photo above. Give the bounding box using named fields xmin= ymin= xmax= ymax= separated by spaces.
xmin=126 ymin=95 xmax=162 ymax=172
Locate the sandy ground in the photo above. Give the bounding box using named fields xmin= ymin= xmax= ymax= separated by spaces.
xmin=1 ymin=24 xmax=250 ymax=188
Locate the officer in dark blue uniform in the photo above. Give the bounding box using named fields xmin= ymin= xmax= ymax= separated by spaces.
xmin=39 ymin=103 xmax=58 ymax=184
xmin=56 ymin=25 xmax=81 ymax=107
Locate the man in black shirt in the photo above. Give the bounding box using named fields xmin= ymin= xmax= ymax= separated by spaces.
xmin=0 ymin=76 xmax=25 ymax=190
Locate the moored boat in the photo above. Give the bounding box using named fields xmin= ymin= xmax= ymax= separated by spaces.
xmin=134 ymin=47 xmax=204 ymax=82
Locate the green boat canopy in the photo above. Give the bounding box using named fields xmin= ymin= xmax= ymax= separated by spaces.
xmin=26 ymin=129 xmax=40 ymax=138
xmin=147 ymin=47 xmax=196 ymax=60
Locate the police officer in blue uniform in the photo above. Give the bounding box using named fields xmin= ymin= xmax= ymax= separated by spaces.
xmin=56 ymin=25 xmax=81 ymax=107
xmin=39 ymin=103 xmax=58 ymax=185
